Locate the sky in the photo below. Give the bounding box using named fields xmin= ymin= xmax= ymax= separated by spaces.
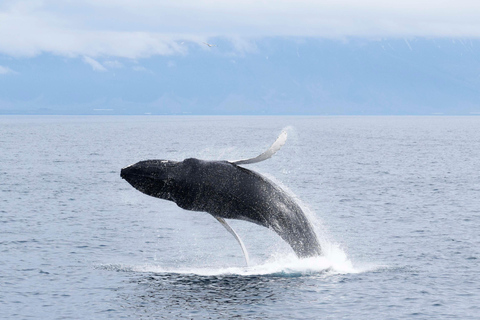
xmin=1 ymin=0 xmax=480 ymax=115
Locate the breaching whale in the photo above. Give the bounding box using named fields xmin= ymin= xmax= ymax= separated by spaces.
xmin=120 ymin=131 xmax=322 ymax=261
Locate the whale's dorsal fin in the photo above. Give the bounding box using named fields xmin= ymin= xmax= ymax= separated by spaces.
xmin=230 ymin=130 xmax=287 ymax=165
xmin=214 ymin=216 xmax=250 ymax=267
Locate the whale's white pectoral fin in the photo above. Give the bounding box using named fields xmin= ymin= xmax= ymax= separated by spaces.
xmin=230 ymin=130 xmax=287 ymax=165
xmin=214 ymin=216 xmax=250 ymax=267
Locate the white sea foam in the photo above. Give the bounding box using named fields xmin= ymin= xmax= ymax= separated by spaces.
xmin=99 ymin=247 xmax=360 ymax=277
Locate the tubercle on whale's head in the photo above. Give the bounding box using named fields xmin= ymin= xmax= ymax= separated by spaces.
xmin=120 ymin=160 xmax=179 ymax=201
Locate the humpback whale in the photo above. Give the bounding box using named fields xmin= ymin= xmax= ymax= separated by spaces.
xmin=120 ymin=131 xmax=322 ymax=260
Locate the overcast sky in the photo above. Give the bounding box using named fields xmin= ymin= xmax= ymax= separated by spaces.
xmin=1 ymin=0 xmax=480 ymax=114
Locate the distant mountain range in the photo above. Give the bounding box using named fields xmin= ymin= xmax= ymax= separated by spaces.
xmin=1 ymin=38 xmax=480 ymax=115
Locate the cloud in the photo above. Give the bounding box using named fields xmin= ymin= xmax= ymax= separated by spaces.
xmin=0 ymin=65 xmax=17 ymax=75
xmin=1 ymin=0 xmax=480 ymax=59
xmin=82 ymin=56 xmax=107 ymax=71
xmin=0 ymin=1 xmax=194 ymax=58
xmin=103 ymin=60 xmax=123 ymax=68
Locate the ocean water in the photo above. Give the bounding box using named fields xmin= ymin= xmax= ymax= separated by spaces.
xmin=1 ymin=115 xmax=479 ymax=319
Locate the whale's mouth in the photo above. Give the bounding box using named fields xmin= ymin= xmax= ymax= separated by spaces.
xmin=120 ymin=160 xmax=180 ymax=201
xmin=120 ymin=165 xmax=136 ymax=179
xmin=120 ymin=165 xmax=144 ymax=181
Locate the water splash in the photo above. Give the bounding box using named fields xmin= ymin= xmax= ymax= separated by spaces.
xmin=260 ymin=163 xmax=361 ymax=275
xmin=98 ymin=250 xmax=359 ymax=277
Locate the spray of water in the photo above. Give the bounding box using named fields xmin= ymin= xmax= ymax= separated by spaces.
xmin=99 ymin=251 xmax=357 ymax=276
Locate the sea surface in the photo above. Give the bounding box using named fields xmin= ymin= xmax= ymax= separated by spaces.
xmin=1 ymin=116 xmax=479 ymax=319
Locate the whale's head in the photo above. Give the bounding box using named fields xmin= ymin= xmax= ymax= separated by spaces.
xmin=121 ymin=160 xmax=179 ymax=201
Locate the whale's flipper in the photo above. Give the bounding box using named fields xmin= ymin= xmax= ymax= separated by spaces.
xmin=214 ymin=216 xmax=250 ymax=267
xmin=230 ymin=130 xmax=287 ymax=165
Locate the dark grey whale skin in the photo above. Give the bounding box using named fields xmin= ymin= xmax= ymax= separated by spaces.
xmin=121 ymin=158 xmax=322 ymax=258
